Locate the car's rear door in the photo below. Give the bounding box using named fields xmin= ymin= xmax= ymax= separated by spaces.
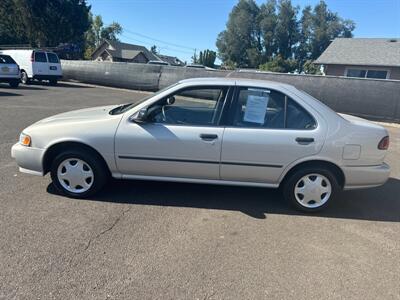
xmin=220 ymin=86 xmax=325 ymax=185
xmin=46 ymin=52 xmax=62 ymax=76
xmin=32 ymin=51 xmax=48 ymax=76
xmin=0 ymin=55 xmax=19 ymax=77
xmin=115 ymin=85 xmax=232 ymax=180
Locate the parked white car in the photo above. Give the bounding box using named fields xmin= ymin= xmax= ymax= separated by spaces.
xmin=11 ymin=78 xmax=390 ymax=212
xmin=0 ymin=54 xmax=20 ymax=88
xmin=0 ymin=49 xmax=62 ymax=85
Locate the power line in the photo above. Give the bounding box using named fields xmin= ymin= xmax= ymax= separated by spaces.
xmin=121 ymin=33 xmax=194 ymax=54
xmin=122 ymin=28 xmax=196 ymax=51
xmin=119 ymin=34 xmax=193 ymax=55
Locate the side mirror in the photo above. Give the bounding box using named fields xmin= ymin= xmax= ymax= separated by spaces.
xmin=130 ymin=107 xmax=148 ymax=123
xmin=166 ymin=96 xmax=175 ymax=105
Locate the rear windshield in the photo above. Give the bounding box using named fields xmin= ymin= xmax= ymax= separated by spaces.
xmin=34 ymin=52 xmax=47 ymax=62
xmin=47 ymin=52 xmax=59 ymax=63
xmin=0 ymin=55 xmax=16 ymax=64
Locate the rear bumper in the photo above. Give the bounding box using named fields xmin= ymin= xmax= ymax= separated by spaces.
xmin=33 ymin=75 xmax=62 ymax=81
xmin=11 ymin=143 xmax=45 ymax=176
xmin=342 ymin=163 xmax=390 ymax=190
xmin=0 ymin=74 xmax=20 ymax=82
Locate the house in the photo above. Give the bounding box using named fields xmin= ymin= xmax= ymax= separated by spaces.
xmin=156 ymin=54 xmax=185 ymax=66
xmin=91 ymin=40 xmax=160 ymax=63
xmin=314 ymin=38 xmax=400 ymax=80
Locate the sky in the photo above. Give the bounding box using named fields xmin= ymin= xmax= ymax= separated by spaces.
xmin=88 ymin=0 xmax=400 ymax=62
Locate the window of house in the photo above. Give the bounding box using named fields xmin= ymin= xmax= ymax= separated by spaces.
xmin=346 ymin=69 xmax=367 ymax=78
xmin=147 ymin=86 xmax=229 ymax=126
xmin=230 ymin=87 xmax=316 ymax=130
xmin=366 ymin=70 xmax=388 ymax=79
xmin=346 ymin=68 xmax=388 ymax=79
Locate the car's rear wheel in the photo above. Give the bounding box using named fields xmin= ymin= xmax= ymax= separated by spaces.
xmin=50 ymin=150 xmax=107 ymax=198
xmin=21 ymin=71 xmax=30 ymax=84
xmin=283 ymin=167 xmax=339 ymax=212
xmin=49 ymin=79 xmax=57 ymax=86
xmin=9 ymin=80 xmax=19 ymax=88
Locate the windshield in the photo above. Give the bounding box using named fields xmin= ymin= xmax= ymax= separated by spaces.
xmin=109 ymin=83 xmax=179 ymax=115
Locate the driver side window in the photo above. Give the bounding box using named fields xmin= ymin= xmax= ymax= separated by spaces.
xmin=147 ymin=86 xmax=228 ymax=126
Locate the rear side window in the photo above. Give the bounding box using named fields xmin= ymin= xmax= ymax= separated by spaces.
xmin=286 ymin=98 xmax=316 ymax=129
xmin=0 ymin=55 xmax=16 ymax=64
xmin=232 ymin=88 xmax=285 ymax=129
xmin=34 ymin=52 xmax=47 ymax=62
xmin=230 ymin=87 xmax=316 ymax=130
xmin=47 ymin=52 xmax=59 ymax=63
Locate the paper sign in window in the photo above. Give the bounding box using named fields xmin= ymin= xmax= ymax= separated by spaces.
xmin=243 ymin=95 xmax=269 ymax=124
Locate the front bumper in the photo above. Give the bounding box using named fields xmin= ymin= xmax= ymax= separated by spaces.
xmin=11 ymin=143 xmax=45 ymax=176
xmin=342 ymin=162 xmax=391 ymax=190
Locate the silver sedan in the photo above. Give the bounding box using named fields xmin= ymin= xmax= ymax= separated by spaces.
xmin=11 ymin=78 xmax=390 ymax=212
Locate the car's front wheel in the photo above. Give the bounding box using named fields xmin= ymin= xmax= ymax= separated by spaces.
xmin=50 ymin=150 xmax=108 ymax=198
xmin=283 ymin=167 xmax=339 ymax=212
xmin=9 ymin=80 xmax=19 ymax=88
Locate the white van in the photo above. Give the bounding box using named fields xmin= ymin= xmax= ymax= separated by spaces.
xmin=0 ymin=49 xmax=62 ymax=85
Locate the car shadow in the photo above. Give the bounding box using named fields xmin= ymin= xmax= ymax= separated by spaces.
xmin=56 ymin=82 xmax=93 ymax=88
xmin=0 ymin=91 xmax=22 ymax=96
xmin=15 ymin=84 xmax=47 ymax=91
xmin=47 ymin=177 xmax=400 ymax=222
xmin=26 ymin=81 xmax=92 ymax=88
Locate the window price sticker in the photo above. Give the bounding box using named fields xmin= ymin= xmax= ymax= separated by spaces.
xmin=243 ymin=95 xmax=269 ymax=124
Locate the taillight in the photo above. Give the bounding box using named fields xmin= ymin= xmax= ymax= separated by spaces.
xmin=378 ymin=136 xmax=389 ymax=150
xmin=31 ymin=52 xmax=34 ymax=62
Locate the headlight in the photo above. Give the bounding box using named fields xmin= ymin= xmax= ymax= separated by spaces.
xmin=19 ymin=133 xmax=31 ymax=147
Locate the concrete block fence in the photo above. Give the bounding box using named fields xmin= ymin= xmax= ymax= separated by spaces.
xmin=61 ymin=60 xmax=400 ymax=122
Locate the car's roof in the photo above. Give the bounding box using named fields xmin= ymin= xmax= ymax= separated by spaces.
xmin=178 ymin=77 xmax=296 ymax=90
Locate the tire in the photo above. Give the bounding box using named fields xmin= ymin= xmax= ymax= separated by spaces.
xmin=9 ymin=80 xmax=19 ymax=88
xmin=49 ymin=79 xmax=57 ymax=86
xmin=50 ymin=149 xmax=108 ymax=198
xmin=21 ymin=71 xmax=30 ymax=84
xmin=282 ymin=167 xmax=339 ymax=213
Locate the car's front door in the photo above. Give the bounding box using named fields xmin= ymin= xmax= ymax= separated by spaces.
xmin=220 ymin=86 xmax=325 ymax=184
xmin=115 ymin=85 xmax=231 ymax=180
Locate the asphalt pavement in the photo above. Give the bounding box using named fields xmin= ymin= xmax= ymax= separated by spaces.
xmin=0 ymin=81 xmax=399 ymax=300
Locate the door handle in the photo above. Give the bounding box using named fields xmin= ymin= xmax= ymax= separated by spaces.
xmin=200 ymin=133 xmax=218 ymax=141
xmin=296 ymin=137 xmax=314 ymax=145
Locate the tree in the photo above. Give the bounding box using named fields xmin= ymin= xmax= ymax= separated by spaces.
xmin=101 ymin=22 xmax=122 ymax=41
xmin=150 ymin=45 xmax=158 ymax=55
xmin=258 ymin=0 xmax=277 ymax=59
xmin=0 ymin=0 xmax=28 ymax=45
xmin=191 ymin=50 xmax=198 ymax=64
xmin=296 ymin=5 xmax=313 ymax=71
xmin=216 ymin=0 xmax=355 ymax=73
xmin=302 ymin=59 xmax=322 ymax=75
xmin=259 ymin=55 xmax=297 ymax=73
xmin=13 ymin=0 xmax=90 ymax=47
xmin=84 ymin=14 xmax=122 ymax=59
xmin=216 ymin=0 xmax=261 ymax=68
xmin=310 ymin=1 xmax=355 ymax=59
xmin=198 ymin=49 xmax=217 ymax=68
xmin=275 ymin=0 xmax=298 ymax=59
